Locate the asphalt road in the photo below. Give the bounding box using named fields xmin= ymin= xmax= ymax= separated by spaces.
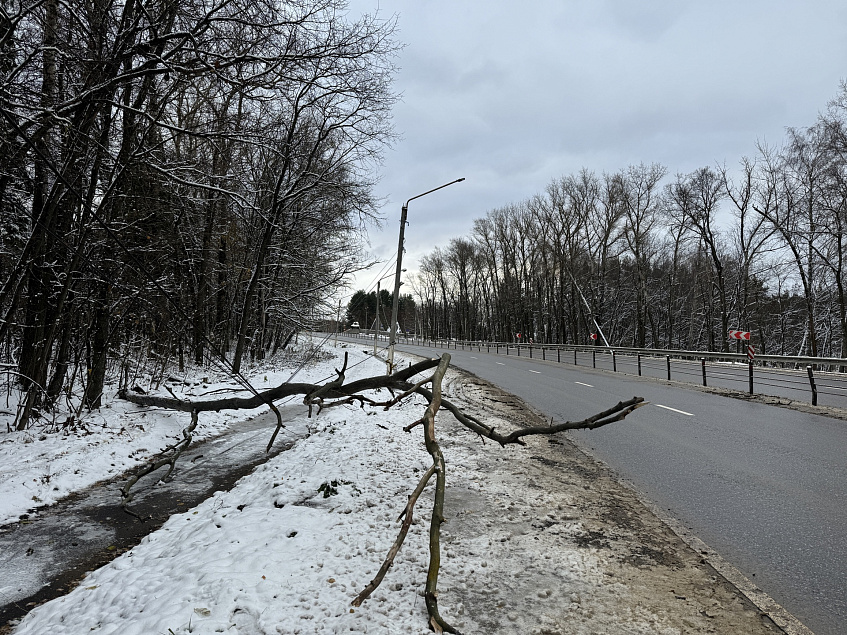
xmin=361 ymin=338 xmax=847 ymax=635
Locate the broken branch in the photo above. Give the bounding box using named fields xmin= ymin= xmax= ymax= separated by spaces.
xmin=352 ymin=463 xmax=438 ymax=607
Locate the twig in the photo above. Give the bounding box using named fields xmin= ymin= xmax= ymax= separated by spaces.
xmin=403 ymin=418 xmax=424 ymax=432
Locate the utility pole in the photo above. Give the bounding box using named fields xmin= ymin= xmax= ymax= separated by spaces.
xmin=374 ymin=280 xmax=381 ymax=355
xmin=387 ymin=178 xmax=465 ymax=373
xmin=334 ymin=299 xmax=341 ymax=347
xmin=566 ymin=268 xmax=610 ymax=347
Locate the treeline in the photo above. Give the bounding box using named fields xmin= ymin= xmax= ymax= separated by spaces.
xmin=413 ymin=84 xmax=847 ymax=356
xmin=0 ymin=0 xmax=399 ymax=429
xmin=346 ymin=289 xmax=415 ymax=332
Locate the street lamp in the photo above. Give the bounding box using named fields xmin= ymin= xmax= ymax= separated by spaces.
xmin=387 ymin=177 xmax=465 ymax=373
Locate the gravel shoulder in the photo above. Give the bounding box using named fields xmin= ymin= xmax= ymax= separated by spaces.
xmin=438 ymin=368 xmax=785 ymax=634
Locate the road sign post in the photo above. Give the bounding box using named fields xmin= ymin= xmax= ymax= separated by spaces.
xmin=807 ymin=366 xmax=818 ymax=406
xmin=748 ymin=361 xmax=754 ymax=395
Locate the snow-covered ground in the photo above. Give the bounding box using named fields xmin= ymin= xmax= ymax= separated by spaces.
xmin=0 ymin=341 xmax=342 ymax=527
xmin=2 ymin=339 xmax=782 ymax=634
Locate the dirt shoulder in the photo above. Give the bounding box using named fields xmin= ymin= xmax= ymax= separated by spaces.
xmin=435 ymin=368 xmax=795 ymax=635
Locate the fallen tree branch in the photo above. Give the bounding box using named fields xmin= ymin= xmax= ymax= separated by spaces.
xmin=118 ymin=357 xmax=441 ymax=413
xmin=120 ymin=409 xmax=200 ymax=518
xmin=117 ymin=357 xmax=442 ymax=515
xmin=422 ymin=354 xmax=461 ymax=634
xmin=416 ymin=388 xmax=645 ymax=446
xmin=497 ymin=396 xmax=645 ymax=445
xmin=116 ymin=348 xmax=647 ymax=633
xmin=403 ymin=418 xmax=424 ymax=433
xmin=303 ymin=352 xmax=349 ymax=417
xmin=351 ymin=463 xmax=438 ymax=607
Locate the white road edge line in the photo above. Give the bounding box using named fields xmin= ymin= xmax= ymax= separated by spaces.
xmin=574 ymin=381 xmax=593 ymax=388
xmin=655 ymin=404 xmax=694 ymax=416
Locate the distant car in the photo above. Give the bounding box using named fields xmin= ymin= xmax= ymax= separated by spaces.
xmin=350 ymin=321 xmax=360 ymax=329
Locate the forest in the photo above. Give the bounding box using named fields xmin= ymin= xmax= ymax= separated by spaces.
xmin=409 ymin=86 xmax=847 ymax=358
xmin=0 ymin=0 xmax=399 ymax=430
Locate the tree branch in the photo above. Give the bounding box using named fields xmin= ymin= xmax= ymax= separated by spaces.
xmin=351 ymin=463 xmax=437 ymax=607
xmin=117 ymin=356 xmax=441 ymax=413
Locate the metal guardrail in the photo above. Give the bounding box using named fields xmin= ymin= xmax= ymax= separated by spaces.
xmin=342 ymin=331 xmax=847 ymax=408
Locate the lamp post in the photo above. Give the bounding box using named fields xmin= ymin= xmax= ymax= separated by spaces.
xmin=387 ymin=177 xmax=465 ymax=373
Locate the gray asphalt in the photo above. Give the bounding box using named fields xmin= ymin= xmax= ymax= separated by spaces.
xmin=372 ymin=339 xmax=847 ymax=635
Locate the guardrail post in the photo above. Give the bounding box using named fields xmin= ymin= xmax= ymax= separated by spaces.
xmin=807 ymin=365 xmax=818 ymax=406
xmin=529 ymin=345 xmax=533 ymax=359
xmin=592 ymin=349 xmax=596 ymax=368
xmin=748 ymin=361 xmax=754 ymax=395
xmin=666 ymin=355 xmax=671 ymax=380
xmin=612 ymin=350 xmax=617 ymax=372
xmin=637 ymin=354 xmax=642 ymax=376
xmin=542 ymin=347 xmax=546 ymax=361
xmin=574 ymin=349 xmax=578 ymax=365
xmin=701 ymin=358 xmax=707 ymax=386
xmin=506 ymin=345 xmax=509 ymax=356
xmin=557 ymin=348 xmax=561 ymax=363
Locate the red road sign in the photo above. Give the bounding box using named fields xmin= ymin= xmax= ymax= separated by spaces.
xmin=747 ymin=345 xmax=755 ymax=360
xmin=590 ymin=333 xmax=598 ymax=340
xmin=729 ymin=330 xmax=751 ymax=340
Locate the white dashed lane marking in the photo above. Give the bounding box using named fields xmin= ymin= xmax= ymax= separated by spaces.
xmin=528 ymin=370 xmax=541 ymax=374
xmin=655 ymin=404 xmax=694 ymax=416
xmin=575 ymin=381 xmax=593 ymax=388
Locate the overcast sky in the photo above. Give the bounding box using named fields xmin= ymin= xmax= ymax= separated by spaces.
xmin=344 ymin=0 xmax=847 ymax=295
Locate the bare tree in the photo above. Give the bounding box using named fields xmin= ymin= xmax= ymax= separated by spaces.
xmin=620 ymin=163 xmax=667 ymax=347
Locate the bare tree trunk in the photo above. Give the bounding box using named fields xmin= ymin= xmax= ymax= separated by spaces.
xmin=84 ymin=281 xmax=110 ymax=409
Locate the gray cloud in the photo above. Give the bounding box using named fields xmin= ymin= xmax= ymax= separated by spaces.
xmin=346 ymin=0 xmax=847 ymax=289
